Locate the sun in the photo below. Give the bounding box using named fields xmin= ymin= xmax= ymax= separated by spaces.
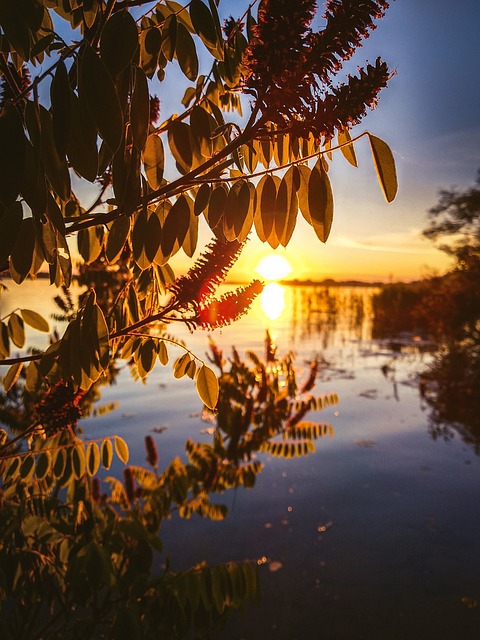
xmin=255 ymin=254 xmax=293 ymax=281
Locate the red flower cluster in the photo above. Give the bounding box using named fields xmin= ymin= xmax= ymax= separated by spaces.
xmin=34 ymin=381 xmax=83 ymax=436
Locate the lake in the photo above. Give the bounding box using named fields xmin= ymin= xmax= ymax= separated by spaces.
xmin=2 ymin=280 xmax=480 ymax=639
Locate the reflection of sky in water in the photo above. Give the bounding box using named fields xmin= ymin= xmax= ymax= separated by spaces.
xmin=2 ymin=279 xmax=480 ymax=638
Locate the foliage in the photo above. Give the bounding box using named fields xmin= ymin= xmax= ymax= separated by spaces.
xmin=0 ymin=0 xmax=395 ymax=635
xmin=0 ymin=0 xmax=397 ymax=400
xmin=0 ymin=331 xmax=336 ymax=638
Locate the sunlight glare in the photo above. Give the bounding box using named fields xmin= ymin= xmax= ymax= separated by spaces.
xmin=256 ymin=254 xmax=293 ymax=281
xmin=260 ymin=283 xmax=285 ymax=320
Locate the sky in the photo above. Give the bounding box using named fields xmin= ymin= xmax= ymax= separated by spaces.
xmin=166 ymin=0 xmax=480 ymax=283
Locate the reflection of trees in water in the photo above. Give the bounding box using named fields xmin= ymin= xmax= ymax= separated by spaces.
xmin=290 ymin=286 xmax=374 ymax=349
xmin=422 ymin=340 xmax=480 ymax=454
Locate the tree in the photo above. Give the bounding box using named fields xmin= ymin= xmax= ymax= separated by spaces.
xmin=0 ymin=1 xmax=397 ymax=636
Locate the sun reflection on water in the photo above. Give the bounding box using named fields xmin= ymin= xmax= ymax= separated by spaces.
xmin=260 ymin=283 xmax=286 ymax=321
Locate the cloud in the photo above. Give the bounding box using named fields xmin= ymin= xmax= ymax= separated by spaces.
xmin=331 ymin=228 xmax=442 ymax=255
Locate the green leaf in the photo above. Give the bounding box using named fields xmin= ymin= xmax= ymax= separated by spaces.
xmin=131 ymin=66 xmax=150 ymax=152
xmin=338 ymin=129 xmax=358 ymax=167
xmin=106 ymin=215 xmax=130 ymax=263
xmin=86 ymin=442 xmax=100 ymax=476
xmin=100 ymin=10 xmax=139 ymax=76
xmin=115 ymin=436 xmax=129 ymax=464
xmin=20 ymin=309 xmax=50 ymax=333
xmin=167 ymin=120 xmax=193 ymax=174
xmin=368 ymin=134 xmax=398 ymax=203
xmin=176 ymin=22 xmax=199 ymax=81
xmin=196 ymin=364 xmax=219 ymax=409
xmin=101 ymin=439 xmax=113 ymax=470
xmin=8 ymin=313 xmax=25 ymax=348
xmin=308 ymin=161 xmax=334 ymax=243
xmin=80 ymin=43 xmax=124 ymax=153
xmin=3 ymin=362 xmax=23 ymax=392
xmin=0 ymin=104 xmax=26 ymax=206
xmin=143 ymin=134 xmax=165 ymax=190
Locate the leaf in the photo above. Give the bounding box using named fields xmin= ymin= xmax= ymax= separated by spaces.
xmin=20 ymin=309 xmax=50 ymax=333
xmin=132 ymin=208 xmax=151 ymax=270
xmin=115 ymin=436 xmax=129 ymax=464
xmin=50 ymin=60 xmax=71 ymax=158
xmin=308 ymin=161 xmax=334 ymax=243
xmin=194 ymin=182 xmax=211 ymax=216
xmin=190 ymin=106 xmax=212 ymax=158
xmin=86 ymin=442 xmax=101 ymax=476
xmin=101 ymin=439 xmax=113 ymax=470
xmin=3 ymin=362 xmax=23 ymax=392
xmin=140 ymin=26 xmax=162 ymax=78
xmin=368 ymin=134 xmax=398 ymax=203
xmin=67 ymin=90 xmax=99 ymax=182
xmin=338 ymin=129 xmax=357 ymax=167
xmin=224 ymin=180 xmax=250 ymax=241
xmin=72 ymin=444 xmax=86 ymax=479
xmin=190 ymin=0 xmax=218 ymax=49
xmin=38 ymin=104 xmax=71 ymax=201
xmin=278 ymin=167 xmax=298 ymax=247
xmin=173 ymin=353 xmax=192 ymax=379
xmin=80 ymin=43 xmax=124 ymax=153
xmin=106 ymin=215 xmax=130 ymax=263
xmin=8 ymin=313 xmax=25 ymax=348
xmin=196 ymin=364 xmax=219 ymax=409
xmin=161 ymin=195 xmax=191 ymax=257
xmin=35 ymin=451 xmax=51 ymax=480
xmin=0 ymin=322 xmax=10 ymax=358
xmin=167 ymin=120 xmax=193 ymax=174
xmin=138 ymin=339 xmax=156 ymax=377
xmin=157 ymin=340 xmax=169 ymax=365
xmin=206 ymin=185 xmax=227 ymax=230
xmin=20 ymin=454 xmax=35 ymax=481
xmin=131 ymin=66 xmax=150 ymax=152
xmin=145 ymin=209 xmax=162 ymax=263
xmin=0 ymin=104 xmax=26 ymax=206
xmin=100 ymin=10 xmax=139 ymax=76
xmin=0 ymin=202 xmax=23 ymax=266
xmin=143 ymin=134 xmax=165 ymax=190
xmin=9 ymin=217 xmax=36 ymax=284
xmin=257 ymin=174 xmax=277 ymax=244
xmin=176 ymin=22 xmax=199 ymax=81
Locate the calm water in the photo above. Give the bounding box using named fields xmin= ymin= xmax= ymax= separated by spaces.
xmin=2 ymin=280 xmax=480 ymax=639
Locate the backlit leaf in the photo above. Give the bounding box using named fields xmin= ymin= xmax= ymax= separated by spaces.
xmin=86 ymin=442 xmax=101 ymax=476
xmin=168 ymin=121 xmax=193 ymax=174
xmin=131 ymin=66 xmax=150 ymax=152
xmin=101 ymin=439 xmax=113 ymax=470
xmin=176 ymin=23 xmax=198 ymax=81
xmin=20 ymin=454 xmax=35 ymax=481
xmin=308 ymin=161 xmax=334 ymax=243
xmin=67 ymin=90 xmax=98 ymax=182
xmin=8 ymin=313 xmax=25 ymax=348
xmin=190 ymin=106 xmax=212 ymax=158
xmin=143 ymin=134 xmax=165 ymax=190
xmin=161 ymin=195 xmax=191 ymax=257
xmin=20 ymin=309 xmax=50 ymax=333
xmin=3 ymin=362 xmax=23 ymax=392
xmin=157 ymin=340 xmax=169 ymax=365
xmin=368 ymin=134 xmax=398 ymax=203
xmin=106 ymin=215 xmax=130 ymax=263
xmin=80 ymin=44 xmax=124 ymax=153
xmin=0 ymin=322 xmax=10 ymax=358
xmin=72 ymin=444 xmax=86 ymax=479
xmin=190 ymin=0 xmax=218 ymax=49
xmin=194 ymin=182 xmax=211 ymax=216
xmin=196 ymin=364 xmax=219 ymax=409
xmin=100 ymin=10 xmax=139 ymax=76
xmin=173 ymin=353 xmax=192 ymax=379
xmin=50 ymin=60 xmax=71 ymax=158
xmin=206 ymin=185 xmax=227 ymax=230
xmin=53 ymin=449 xmax=67 ymax=479
xmin=39 ymin=105 xmax=71 ymax=201
xmin=0 ymin=202 xmax=23 ymax=266
xmin=0 ymin=105 xmax=26 ymax=205
xmin=9 ymin=217 xmax=35 ymax=284
xmin=338 ymin=129 xmax=357 ymax=167
xmin=115 ymin=436 xmax=129 ymax=464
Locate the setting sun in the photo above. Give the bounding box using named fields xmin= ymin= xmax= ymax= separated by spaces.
xmin=255 ymin=254 xmax=293 ymax=281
